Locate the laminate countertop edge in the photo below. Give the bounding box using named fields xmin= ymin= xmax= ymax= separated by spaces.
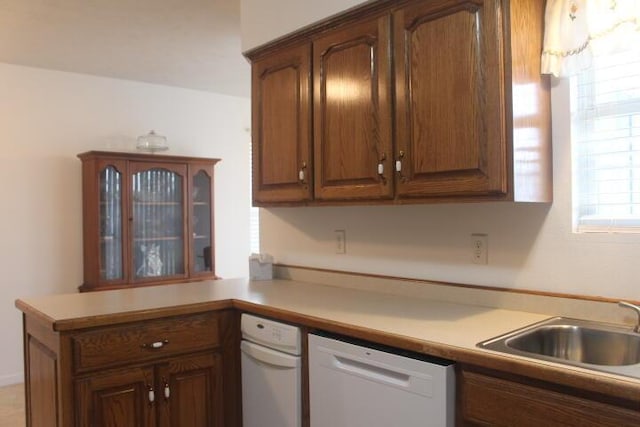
xmin=15 ymin=278 xmax=640 ymax=404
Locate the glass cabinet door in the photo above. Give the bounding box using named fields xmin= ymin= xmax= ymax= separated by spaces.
xmin=191 ymin=168 xmax=213 ymax=274
xmin=99 ymin=165 xmax=124 ymax=281
xmin=131 ymin=165 xmax=187 ymax=281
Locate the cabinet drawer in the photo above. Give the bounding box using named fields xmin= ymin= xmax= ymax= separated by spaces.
xmin=460 ymin=370 xmax=640 ymax=427
xmin=72 ymin=312 xmax=219 ymax=372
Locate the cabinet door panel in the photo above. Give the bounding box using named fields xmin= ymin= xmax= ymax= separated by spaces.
xmin=189 ymin=164 xmax=215 ymax=277
xmin=157 ymin=353 xmax=223 ymax=427
xmin=460 ymin=370 xmax=640 ymax=426
xmin=129 ymin=162 xmax=188 ymax=282
xmin=76 ymin=366 xmax=155 ymax=427
xmin=314 ymin=15 xmax=393 ymax=200
xmin=395 ymin=0 xmax=507 ymax=197
xmin=97 ymin=161 xmax=127 ymax=284
xmin=252 ymin=44 xmax=312 ymax=204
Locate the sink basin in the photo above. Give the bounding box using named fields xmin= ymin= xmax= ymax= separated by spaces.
xmin=479 ymin=317 xmax=640 ymax=378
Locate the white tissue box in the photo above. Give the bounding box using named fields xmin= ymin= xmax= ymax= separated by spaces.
xmin=249 ymin=253 xmax=273 ymax=280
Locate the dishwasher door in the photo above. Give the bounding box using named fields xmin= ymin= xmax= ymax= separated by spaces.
xmin=309 ymin=334 xmax=455 ymax=427
xmin=241 ymin=340 xmax=301 ymax=427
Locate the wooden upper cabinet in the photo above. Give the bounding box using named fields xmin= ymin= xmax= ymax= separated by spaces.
xmin=245 ymin=0 xmax=551 ymax=205
xmin=313 ymin=14 xmax=393 ymax=200
xmin=252 ymin=43 xmax=312 ymax=204
xmin=394 ymin=0 xmax=506 ymax=198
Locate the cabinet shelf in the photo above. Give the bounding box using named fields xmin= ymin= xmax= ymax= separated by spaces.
xmin=133 ymin=236 xmax=181 ymax=242
xmin=132 ymin=201 xmax=181 ymax=206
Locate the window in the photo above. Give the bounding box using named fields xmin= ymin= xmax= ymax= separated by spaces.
xmin=250 ymin=206 xmax=260 ymax=253
xmin=249 ymin=141 xmax=260 ymax=253
xmin=571 ymin=51 xmax=640 ymax=232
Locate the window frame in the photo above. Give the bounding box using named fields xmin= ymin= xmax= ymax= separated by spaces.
xmin=571 ymin=52 xmax=640 ymax=233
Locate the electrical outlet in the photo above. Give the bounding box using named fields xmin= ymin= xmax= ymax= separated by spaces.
xmin=471 ymin=234 xmax=488 ymax=265
xmin=334 ymin=229 xmax=346 ymax=254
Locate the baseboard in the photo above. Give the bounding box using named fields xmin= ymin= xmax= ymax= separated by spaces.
xmin=0 ymin=372 xmax=24 ymax=387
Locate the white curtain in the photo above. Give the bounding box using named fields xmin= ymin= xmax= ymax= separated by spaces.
xmin=541 ymin=0 xmax=640 ymax=77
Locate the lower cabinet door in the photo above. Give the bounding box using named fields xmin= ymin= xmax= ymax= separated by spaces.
xmin=156 ymin=352 xmax=224 ymax=427
xmin=76 ymin=366 xmax=156 ymax=427
xmin=460 ymin=370 xmax=640 ymax=426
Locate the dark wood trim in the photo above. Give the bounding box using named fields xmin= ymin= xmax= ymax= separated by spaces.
xmin=219 ymin=309 xmax=243 ymax=427
xmin=77 ymin=151 xmax=220 ymax=165
xmin=300 ymin=326 xmax=310 ymax=427
xmin=251 ymin=191 xmax=542 ymax=206
xmin=275 ymin=264 xmax=640 ymax=305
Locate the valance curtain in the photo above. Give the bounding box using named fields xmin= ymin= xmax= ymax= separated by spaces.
xmin=541 ymin=0 xmax=640 ymax=77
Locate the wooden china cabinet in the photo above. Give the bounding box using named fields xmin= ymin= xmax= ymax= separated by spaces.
xmin=78 ymin=151 xmax=219 ymax=292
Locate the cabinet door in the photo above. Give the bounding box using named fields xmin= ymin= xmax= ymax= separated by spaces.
xmin=76 ymin=366 xmax=156 ymax=427
xmin=157 ymin=353 xmax=224 ymax=427
xmin=83 ymin=159 xmax=128 ymax=285
xmin=129 ymin=162 xmax=188 ymax=282
xmin=98 ymin=161 xmax=127 ymax=283
xmin=189 ymin=163 xmax=215 ymax=278
xmin=252 ymin=43 xmax=312 ymax=204
xmin=313 ymin=15 xmax=393 ymax=200
xmin=394 ymin=0 xmax=507 ymax=198
xmin=460 ymin=370 xmax=640 ymax=426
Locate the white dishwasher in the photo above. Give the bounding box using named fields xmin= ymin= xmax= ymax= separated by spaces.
xmin=240 ymin=314 xmax=302 ymax=427
xmin=309 ymin=333 xmax=455 ymax=427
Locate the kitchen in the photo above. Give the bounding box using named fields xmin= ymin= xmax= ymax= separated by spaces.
xmin=3 ymin=0 xmax=640 ymax=425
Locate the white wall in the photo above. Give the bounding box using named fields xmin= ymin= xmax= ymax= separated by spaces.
xmin=0 ymin=62 xmax=251 ymax=385
xmin=244 ymin=0 xmax=640 ymax=301
xmin=240 ymin=0 xmax=365 ymax=51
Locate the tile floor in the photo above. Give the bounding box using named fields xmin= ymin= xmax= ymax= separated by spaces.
xmin=0 ymin=383 xmax=25 ymax=426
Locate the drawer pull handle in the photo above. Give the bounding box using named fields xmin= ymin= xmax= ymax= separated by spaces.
xmin=141 ymin=339 xmax=169 ymax=350
xmin=164 ymin=382 xmax=171 ymax=400
xmin=299 ymin=162 xmax=307 ymax=183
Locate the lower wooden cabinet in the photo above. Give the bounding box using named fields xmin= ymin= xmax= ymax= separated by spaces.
xmin=22 ymin=310 xmax=240 ymax=427
xmin=75 ymin=353 xmax=223 ymax=427
xmin=458 ymin=367 xmax=640 ymax=427
xmin=157 ymin=353 xmax=224 ymax=427
xmin=76 ymin=366 xmax=157 ymax=427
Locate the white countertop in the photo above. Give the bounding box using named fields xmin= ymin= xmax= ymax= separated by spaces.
xmin=17 ymin=278 xmax=548 ymax=349
xmin=16 ymin=277 xmax=640 ymax=395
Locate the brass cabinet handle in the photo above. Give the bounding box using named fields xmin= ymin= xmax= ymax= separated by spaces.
xmin=141 ymin=339 xmax=169 ymax=350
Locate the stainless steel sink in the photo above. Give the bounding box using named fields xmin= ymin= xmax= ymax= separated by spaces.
xmin=478 ymin=317 xmax=640 ymax=379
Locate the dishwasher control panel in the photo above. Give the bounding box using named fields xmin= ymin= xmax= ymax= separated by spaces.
xmin=241 ymin=314 xmax=302 ymax=355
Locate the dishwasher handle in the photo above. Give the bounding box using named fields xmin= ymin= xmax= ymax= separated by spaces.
xmin=241 ymin=340 xmax=301 ymax=369
xmin=333 ymin=354 xmax=410 ymax=388
xmin=315 ymin=345 xmax=435 ymax=398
